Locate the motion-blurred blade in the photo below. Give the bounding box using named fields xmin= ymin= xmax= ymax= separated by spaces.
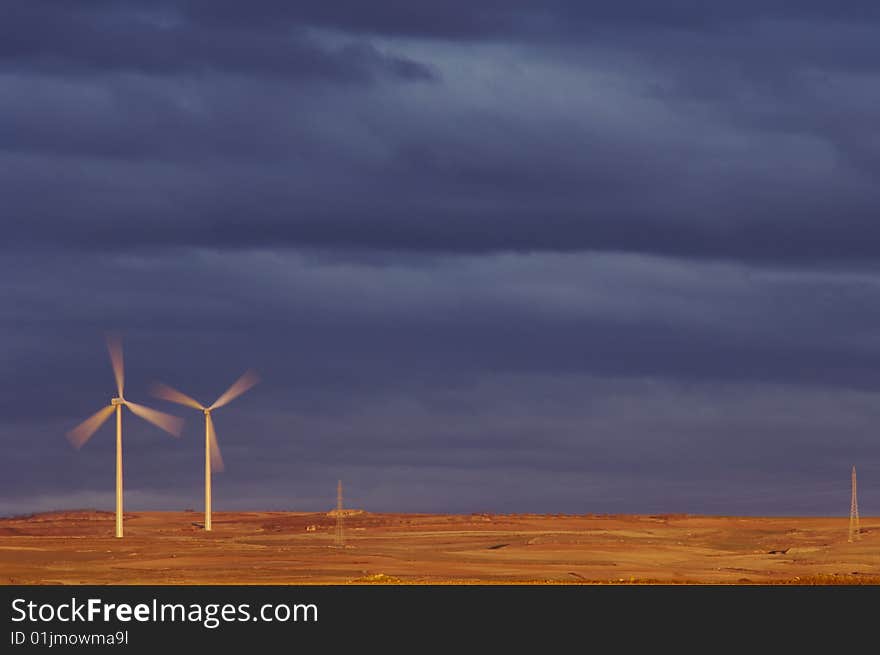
xmin=106 ymin=333 xmax=124 ymax=397
xmin=206 ymin=413 xmax=225 ymax=473
xmin=66 ymin=405 xmax=115 ymax=450
xmin=125 ymin=401 xmax=184 ymax=437
xmin=210 ymin=369 xmax=260 ymax=410
xmin=150 ymin=382 xmax=204 ymax=410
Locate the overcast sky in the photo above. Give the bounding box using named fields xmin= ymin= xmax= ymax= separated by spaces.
xmin=2 ymin=2 xmax=879 ymax=516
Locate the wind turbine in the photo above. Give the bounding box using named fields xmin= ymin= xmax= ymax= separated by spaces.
xmin=66 ymin=335 xmax=184 ymax=538
xmin=151 ymin=370 xmax=259 ymax=531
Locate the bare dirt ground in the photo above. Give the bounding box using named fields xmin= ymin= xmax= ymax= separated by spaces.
xmin=1 ymin=510 xmax=878 ymax=584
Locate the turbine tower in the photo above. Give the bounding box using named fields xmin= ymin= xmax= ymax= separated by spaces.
xmin=66 ymin=335 xmax=184 ymax=538
xmin=849 ymin=465 xmax=860 ymax=543
xmin=151 ymin=370 xmax=259 ymax=531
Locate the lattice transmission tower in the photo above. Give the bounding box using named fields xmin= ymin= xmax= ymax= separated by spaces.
xmin=849 ymin=465 xmax=860 ymax=543
xmin=334 ymin=479 xmax=345 ymax=548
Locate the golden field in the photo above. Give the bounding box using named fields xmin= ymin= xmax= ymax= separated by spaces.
xmin=1 ymin=511 xmax=878 ymax=584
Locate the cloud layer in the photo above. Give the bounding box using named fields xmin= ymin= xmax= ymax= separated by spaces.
xmin=2 ymin=3 xmax=879 ymax=515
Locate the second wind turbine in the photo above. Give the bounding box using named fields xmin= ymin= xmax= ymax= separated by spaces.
xmin=151 ymin=371 xmax=259 ymax=531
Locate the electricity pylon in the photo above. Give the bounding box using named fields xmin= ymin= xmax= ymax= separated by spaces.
xmin=849 ymin=465 xmax=860 ymax=543
xmin=334 ymin=480 xmax=344 ymax=548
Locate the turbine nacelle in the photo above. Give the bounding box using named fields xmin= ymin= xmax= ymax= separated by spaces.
xmin=111 ymin=397 xmax=124 ymax=406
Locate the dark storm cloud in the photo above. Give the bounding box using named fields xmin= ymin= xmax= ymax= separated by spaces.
xmin=1 ymin=1 xmax=435 ymax=81
xmin=2 ymin=3 xmax=880 ymax=516
xmin=160 ymin=1 xmax=880 ymax=38
xmin=9 ymin=251 xmax=880 ymax=409
xmin=1 ymin=2 xmax=880 ymax=263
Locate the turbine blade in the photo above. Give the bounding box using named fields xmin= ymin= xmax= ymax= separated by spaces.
xmin=207 ymin=413 xmax=225 ymax=473
xmin=210 ymin=369 xmax=260 ymax=410
xmin=106 ymin=333 xmax=124 ymax=398
xmin=66 ymin=405 xmax=115 ymax=450
xmin=150 ymin=382 xmax=204 ymax=410
xmin=125 ymin=401 xmax=184 ymax=437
